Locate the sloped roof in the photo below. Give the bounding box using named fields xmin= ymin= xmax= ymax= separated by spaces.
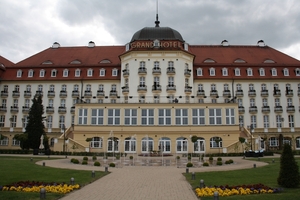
xmin=0 ymin=55 xmax=14 ymax=69
xmin=131 ymin=27 xmax=184 ymax=42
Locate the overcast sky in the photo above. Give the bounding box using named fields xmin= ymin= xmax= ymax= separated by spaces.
xmin=1 ymin=0 xmax=300 ymax=63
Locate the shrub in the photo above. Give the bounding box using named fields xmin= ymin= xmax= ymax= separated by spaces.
xmin=209 ymin=156 xmax=213 ymax=161
xmin=217 ymin=157 xmax=222 ymax=161
xmin=72 ymin=159 xmax=79 ymax=164
xmin=225 ymin=160 xmax=231 ymax=164
xmin=129 ymin=156 xmax=133 ymax=160
xmin=83 ymin=156 xmax=88 ymax=161
xmin=229 ymin=159 xmax=234 ymax=164
xmin=176 ymin=156 xmax=180 ymax=160
xmin=92 ymin=156 xmax=97 ymax=161
xmin=186 ymin=162 xmax=193 ymax=167
xmin=188 ymin=156 xmax=191 ymax=160
xmin=217 ymin=161 xmax=223 ymax=165
xmin=70 ymin=158 xmax=75 ymax=163
xmin=94 ymin=161 xmax=101 ymax=166
xmin=109 ymin=163 xmax=116 ymax=167
xmin=277 ymin=143 xmax=300 ymax=188
xmin=82 ymin=160 xmax=88 ymax=165
xmin=116 ymin=155 xmax=120 ymax=160
xmin=203 ymin=162 xmax=209 ymax=167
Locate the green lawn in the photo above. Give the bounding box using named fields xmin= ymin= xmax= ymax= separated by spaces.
xmin=0 ymin=156 xmax=108 ymax=200
xmin=184 ymin=157 xmax=300 ymax=200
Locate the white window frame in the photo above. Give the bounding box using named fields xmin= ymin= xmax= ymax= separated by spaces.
xmin=283 ymin=68 xmax=289 ymax=76
xmin=75 ymin=69 xmax=81 ymax=77
xmin=222 ymin=68 xmax=228 ymax=76
xmin=247 ymin=68 xmax=253 ymax=76
xmin=112 ymin=68 xmax=118 ymax=76
xmin=271 ymin=68 xmax=277 ymax=76
xmin=158 ymin=109 xmax=171 ymax=125
xmin=87 ymin=68 xmax=93 ymax=77
xmin=63 ymin=69 xmax=69 ymax=77
xmin=124 ymin=138 xmax=136 ymax=153
xmin=225 ymin=108 xmax=235 ymax=125
xmin=209 ymin=109 xmax=222 ymax=125
xmin=209 ymin=68 xmax=215 ymax=76
xmin=235 ymin=68 xmax=240 ymax=76
xmin=288 ymin=115 xmax=294 ymax=128
xmin=51 ymin=69 xmax=57 ymax=77
xmin=141 ymin=109 xmax=154 ymax=125
xmin=176 ymin=137 xmax=188 ymax=153
xmin=197 ymin=68 xmax=203 ymax=76
xmin=17 ymin=70 xmax=22 ymax=77
xmin=90 ymin=137 xmax=103 ymax=148
xmin=192 ymin=108 xmax=205 ymax=125
xmin=263 ymin=115 xmax=269 ymax=128
xmin=39 ymin=69 xmax=45 ymax=77
xmin=259 ymin=68 xmax=265 ymax=76
xmin=175 ymin=109 xmax=188 ymax=125
xmin=108 ymin=109 xmax=120 ymax=125
xmin=78 ymin=108 xmax=88 ymax=125
xmin=124 ymin=109 xmax=137 ymax=125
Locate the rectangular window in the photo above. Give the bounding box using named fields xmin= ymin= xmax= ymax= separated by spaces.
xmin=175 ymin=109 xmax=188 ymax=125
xmin=78 ymin=108 xmax=88 ymax=125
xmin=192 ymin=109 xmax=205 ymax=125
xmin=141 ymin=109 xmax=154 ymax=125
xmin=91 ymin=109 xmax=104 ymax=125
xmin=288 ymin=115 xmax=294 ymax=128
xmin=108 ymin=109 xmax=120 ymax=125
xmin=263 ymin=115 xmax=269 ymax=128
xmin=124 ymin=109 xmax=137 ymax=125
xmin=158 ymin=109 xmax=171 ymax=125
xmin=0 ymin=115 xmax=5 ymax=127
xmin=209 ymin=109 xmax=222 ymax=125
xmin=225 ymin=108 xmax=235 ymax=124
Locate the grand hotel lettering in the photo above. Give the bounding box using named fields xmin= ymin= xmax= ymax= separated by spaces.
xmin=131 ymin=41 xmax=182 ymax=48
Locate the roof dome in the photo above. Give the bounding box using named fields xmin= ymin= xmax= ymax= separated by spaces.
xmin=130 ymin=15 xmax=184 ymax=42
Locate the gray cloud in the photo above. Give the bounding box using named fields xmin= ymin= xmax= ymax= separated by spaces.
xmin=1 ymin=0 xmax=300 ymax=63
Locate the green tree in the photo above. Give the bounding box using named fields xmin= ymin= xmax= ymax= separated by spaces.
xmin=26 ymin=95 xmax=47 ymax=150
xmin=239 ymin=137 xmax=246 ymax=152
xmin=277 ymin=143 xmax=300 ymax=188
xmin=14 ymin=133 xmax=29 ymax=149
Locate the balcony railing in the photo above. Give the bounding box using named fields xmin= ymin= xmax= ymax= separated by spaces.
xmin=35 ymin=90 xmax=43 ymax=96
xmin=22 ymin=106 xmax=30 ymax=113
xmin=298 ymin=90 xmax=300 ymax=96
xmin=260 ymin=90 xmax=268 ymax=97
xmin=287 ymin=105 xmax=295 ymax=112
xmin=197 ymin=90 xmax=205 ymax=97
xmin=248 ymin=90 xmax=256 ymax=97
xmin=46 ymin=106 xmax=54 ymax=113
xmin=122 ymin=69 xmax=130 ymax=77
xmin=97 ymin=90 xmax=105 ymax=97
xmin=249 ymin=106 xmax=257 ymax=113
xmin=274 ymin=106 xmax=283 ymax=112
xmin=223 ymin=90 xmax=231 ymax=97
xmin=10 ymin=106 xmax=19 ymax=113
xmin=185 ymin=86 xmax=192 ymax=93
xmin=70 ymin=106 xmax=75 ymax=114
xmin=152 ymin=68 xmax=161 ymax=75
xmin=236 ymin=90 xmax=244 ymax=97
xmin=0 ymin=91 xmax=8 ymax=97
xmin=0 ymin=106 xmax=7 ymax=112
xmin=24 ymin=91 xmax=32 ymax=97
xmin=166 ymin=85 xmax=176 ymax=92
xmin=122 ymin=87 xmax=129 ymax=93
xmin=109 ymin=90 xmax=118 ymax=97
xmin=210 ymin=90 xmax=218 ymax=97
xmin=261 ymin=106 xmax=270 ymax=113
xmin=12 ymin=91 xmax=20 ymax=97
xmin=273 ymin=90 xmax=281 ymax=96
xmin=137 ymin=85 xmax=147 ymax=92
xmin=47 ymin=91 xmax=55 ymax=97
xmin=166 ymin=67 xmax=175 ymax=75
xmin=58 ymin=106 xmax=67 ymax=113
xmin=184 ymin=69 xmax=191 ymax=76
xmin=72 ymin=91 xmax=80 ymax=97
xmin=285 ymin=90 xmax=293 ymax=97
xmin=60 ymin=91 xmax=67 ymax=97
xmin=152 ymin=85 xmax=162 ymax=92
xmin=238 ymin=106 xmax=245 ymax=113
xmin=84 ymin=91 xmax=92 ymax=97
xmin=138 ymin=67 xmax=147 ymax=75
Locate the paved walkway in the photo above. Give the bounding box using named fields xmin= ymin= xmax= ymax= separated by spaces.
xmin=32 ymin=156 xmax=272 ymax=200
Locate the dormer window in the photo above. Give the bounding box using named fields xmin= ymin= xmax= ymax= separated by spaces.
xmin=70 ymin=60 xmax=81 ymax=64
xmin=197 ymin=68 xmax=203 ymax=76
xmin=51 ymin=69 xmax=57 ymax=77
xmin=271 ymin=68 xmax=277 ymax=76
xmin=234 ymin=59 xmax=246 ymax=63
xmin=112 ymin=68 xmax=118 ymax=76
xmin=203 ymin=58 xmax=216 ymax=63
xmin=295 ymin=68 xmax=300 ymax=76
xmin=263 ymin=59 xmax=275 ymax=64
xmin=209 ymin=68 xmax=215 ymax=76
xmin=235 ymin=68 xmax=240 ymax=76
xmin=87 ymin=68 xmax=93 ymax=77
xmin=100 ymin=68 xmax=105 ymax=76
xmin=42 ymin=60 xmax=53 ymax=65
xmin=247 ymin=68 xmax=253 ymax=76
xmin=63 ymin=69 xmax=69 ymax=77
xmin=28 ymin=69 xmax=34 ymax=77
xmin=75 ymin=69 xmax=81 ymax=77
xmin=259 ymin=68 xmax=265 ymax=76
xmin=39 ymin=69 xmax=45 ymax=77
xmin=99 ymin=59 xmax=111 ymax=64
xmin=17 ymin=70 xmax=22 ymax=78
xmin=153 ymin=39 xmax=160 ymax=47
xmin=283 ymin=68 xmax=289 ymax=76
xmin=222 ymin=68 xmax=228 ymax=76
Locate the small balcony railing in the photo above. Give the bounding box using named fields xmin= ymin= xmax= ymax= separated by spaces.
xmin=184 ymin=69 xmax=191 ymax=76
xmin=109 ymin=90 xmax=118 ymax=97
xmin=137 ymin=85 xmax=147 ymax=92
xmin=238 ymin=106 xmax=245 ymax=113
xmin=248 ymin=90 xmax=256 ymax=97
xmin=236 ymin=90 xmax=244 ymax=97
xmin=0 ymin=106 xmax=7 ymax=112
xmin=223 ymin=90 xmax=231 ymax=97
xmin=185 ymin=86 xmax=192 ymax=93
xmin=97 ymin=90 xmax=105 ymax=97
xmin=12 ymin=91 xmax=20 ymax=97
xmin=152 ymin=68 xmax=161 ymax=75
xmin=210 ymin=90 xmax=218 ymax=97
xmin=58 ymin=106 xmax=67 ymax=113
xmin=60 ymin=91 xmax=67 ymax=98
xmin=274 ymin=106 xmax=283 ymax=112
xmin=166 ymin=85 xmax=176 ymax=92
xmin=22 ymin=106 xmax=30 ymax=113
xmin=0 ymin=91 xmax=8 ymax=97
xmin=72 ymin=91 xmax=80 ymax=97
xmin=70 ymin=106 xmax=75 ymax=114
xmin=24 ymin=91 xmax=32 ymax=97
xmin=166 ymin=67 xmax=175 ymax=75
xmin=35 ymin=90 xmax=43 ymax=96
xmin=273 ymin=90 xmax=281 ymax=97
xmin=84 ymin=91 xmax=92 ymax=97
xmin=152 ymin=85 xmax=162 ymax=92
xmin=138 ymin=68 xmax=147 ymax=75
xmin=122 ymin=69 xmax=130 ymax=77
xmin=197 ymin=90 xmax=206 ymax=97
xmin=10 ymin=106 xmax=19 ymax=113
xmin=285 ymin=90 xmax=293 ymax=97
xmin=261 ymin=106 xmax=270 ymax=113
xmin=46 ymin=106 xmax=54 ymax=113
xmin=249 ymin=106 xmax=258 ymax=113
xmin=260 ymin=90 xmax=268 ymax=97
xmin=122 ymin=87 xmax=129 ymax=93
xmin=47 ymin=91 xmax=55 ymax=97
xmin=286 ymin=105 xmax=295 ymax=112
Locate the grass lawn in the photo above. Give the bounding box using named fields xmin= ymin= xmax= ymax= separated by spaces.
xmin=0 ymin=156 xmax=108 ymax=200
xmin=184 ymin=157 xmax=300 ymax=200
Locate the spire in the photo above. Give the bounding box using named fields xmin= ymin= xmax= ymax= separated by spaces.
xmin=155 ymin=0 xmax=160 ymax=27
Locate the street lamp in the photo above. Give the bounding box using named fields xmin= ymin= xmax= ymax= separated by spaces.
xmin=60 ymin=121 xmax=67 ymax=158
xmin=247 ymin=124 xmax=254 ymax=151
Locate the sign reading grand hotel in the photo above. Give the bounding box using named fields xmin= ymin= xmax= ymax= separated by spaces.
xmin=131 ymin=40 xmax=182 ymax=49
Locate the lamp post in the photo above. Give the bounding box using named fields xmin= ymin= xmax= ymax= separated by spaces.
xmin=60 ymin=121 xmax=67 ymax=158
xmin=248 ymin=124 xmax=254 ymax=151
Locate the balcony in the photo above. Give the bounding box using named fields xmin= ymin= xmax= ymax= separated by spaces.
xmin=261 ymin=106 xmax=270 ymax=113
xmin=298 ymin=90 xmax=300 ymax=96
xmin=152 ymin=84 xmax=162 ymax=92
xmin=260 ymin=90 xmax=269 ymax=97
xmin=12 ymin=91 xmax=20 ymax=97
xmin=58 ymin=106 xmax=67 ymax=113
xmin=184 ymin=69 xmax=191 ymax=77
xmin=97 ymin=90 xmax=105 ymax=97
xmin=210 ymin=90 xmax=218 ymax=97
xmin=137 ymin=85 xmax=147 ymax=92
xmin=273 ymin=90 xmax=281 ymax=97
xmin=46 ymin=106 xmax=54 ymax=113
xmin=166 ymin=85 xmax=176 ymax=92
xmin=249 ymin=106 xmax=258 ymax=113
xmin=1 ymin=91 xmax=8 ymax=97
xmin=197 ymin=90 xmax=206 ymax=97
xmin=166 ymin=67 xmax=175 ymax=75
xmin=285 ymin=90 xmax=293 ymax=97
xmin=24 ymin=91 xmax=32 ymax=97
xmin=109 ymin=90 xmax=118 ymax=97
xmin=47 ymin=91 xmax=55 ymax=98
xmin=248 ymin=90 xmax=256 ymax=97
xmin=152 ymin=68 xmax=161 ymax=75
xmin=287 ymin=105 xmax=295 ymax=113
xmin=236 ymin=90 xmax=244 ymax=97
xmin=138 ymin=67 xmax=147 ymax=75
xmin=238 ymin=106 xmax=245 ymax=113
xmin=84 ymin=90 xmax=92 ymax=97
xmin=0 ymin=106 xmax=7 ymax=112
xmin=72 ymin=90 xmax=80 ymax=97
xmin=22 ymin=106 xmax=30 ymax=113
xmin=10 ymin=106 xmax=19 ymax=113
xmin=122 ymin=69 xmax=130 ymax=77
xmin=122 ymin=86 xmax=129 ymax=94
xmin=223 ymin=90 xmax=231 ymax=98
xmin=35 ymin=90 xmax=43 ymax=97
xmin=274 ymin=106 xmax=283 ymax=112
xmin=185 ymin=86 xmax=192 ymax=93
xmin=60 ymin=90 xmax=67 ymax=98
xmin=70 ymin=106 xmax=75 ymax=114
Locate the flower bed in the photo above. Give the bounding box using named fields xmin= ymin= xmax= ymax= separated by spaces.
xmin=195 ymin=183 xmax=281 ymax=197
xmin=0 ymin=181 xmax=80 ymax=194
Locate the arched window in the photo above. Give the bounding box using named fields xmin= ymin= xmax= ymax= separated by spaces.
xmin=0 ymin=136 xmax=9 ymax=145
xmin=197 ymin=68 xmax=203 ymax=76
xmin=194 ymin=137 xmax=205 ymax=153
xmin=176 ymin=137 xmax=188 ymax=153
xmin=124 ymin=137 xmax=136 ymax=153
xmin=158 ymin=137 xmax=171 ymax=153
xmin=141 ymin=137 xmax=154 ymax=153
xmin=90 ymin=137 xmax=103 ymax=148
xmin=107 ymin=137 xmax=119 ymax=152
xmin=210 ymin=137 xmax=222 ymax=148
xmin=296 ymin=137 xmax=300 ymax=149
